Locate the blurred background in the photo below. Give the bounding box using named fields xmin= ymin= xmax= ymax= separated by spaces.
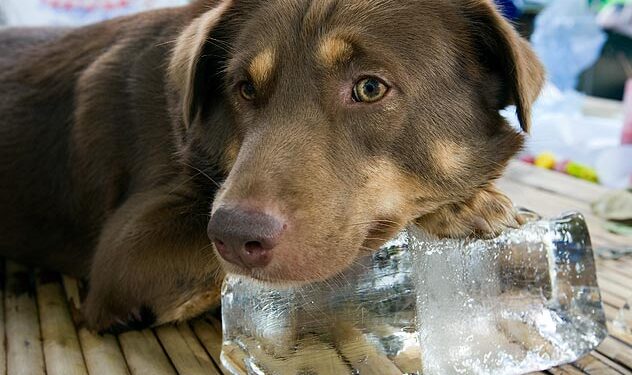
xmin=1 ymin=0 xmax=631 ymax=191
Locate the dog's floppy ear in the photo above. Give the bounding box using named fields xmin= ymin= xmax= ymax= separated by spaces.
xmin=462 ymin=0 xmax=545 ymax=132
xmin=169 ymin=0 xmax=234 ymax=128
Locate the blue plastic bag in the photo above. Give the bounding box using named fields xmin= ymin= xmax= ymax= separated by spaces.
xmin=531 ymin=0 xmax=608 ymax=91
xmin=495 ymin=0 xmax=524 ymax=19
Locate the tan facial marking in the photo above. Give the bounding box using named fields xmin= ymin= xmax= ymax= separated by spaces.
xmin=363 ymin=159 xmax=407 ymax=216
xmin=432 ymin=140 xmax=469 ymax=174
xmin=221 ymin=137 xmax=241 ymax=173
xmin=248 ymin=48 xmax=275 ymax=86
xmin=317 ymin=37 xmax=353 ymax=68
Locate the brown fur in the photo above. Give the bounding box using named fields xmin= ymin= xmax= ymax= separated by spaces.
xmin=0 ymin=0 xmax=544 ymax=332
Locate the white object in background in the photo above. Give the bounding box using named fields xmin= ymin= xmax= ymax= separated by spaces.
xmin=613 ymin=295 xmax=632 ymax=335
xmin=596 ymin=80 xmax=632 ymax=188
xmin=503 ymin=84 xmax=624 ymax=168
xmin=623 ymin=79 xmax=632 ymax=145
xmin=596 ymin=145 xmax=632 ymax=189
xmin=2 ymin=0 xmax=188 ymax=27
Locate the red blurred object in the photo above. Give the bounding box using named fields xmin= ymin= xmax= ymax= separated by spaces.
xmin=41 ymin=0 xmax=130 ymax=10
xmin=623 ymin=79 xmax=632 ymax=145
xmin=520 ymin=155 xmax=536 ymax=164
xmin=555 ymin=160 xmax=571 ymax=173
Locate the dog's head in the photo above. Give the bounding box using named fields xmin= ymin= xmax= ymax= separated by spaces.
xmin=169 ymin=0 xmax=544 ymax=283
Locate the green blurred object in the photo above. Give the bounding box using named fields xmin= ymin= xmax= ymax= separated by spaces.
xmin=603 ymin=221 xmax=632 ymax=236
xmin=590 ymin=0 xmax=632 ymax=9
xmin=566 ymin=161 xmax=600 ymax=183
xmin=521 ymin=0 xmax=628 ymax=13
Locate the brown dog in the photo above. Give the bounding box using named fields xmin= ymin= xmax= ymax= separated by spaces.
xmin=0 ymin=0 xmax=544 ymax=333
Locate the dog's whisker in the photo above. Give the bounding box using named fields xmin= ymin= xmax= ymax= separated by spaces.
xmin=363 ymin=237 xmax=392 ymax=242
xmin=198 ymin=242 xmax=214 ymax=252
xmin=164 ymin=172 xmax=203 ymax=197
xmin=154 ymin=38 xmax=179 ymax=48
xmin=343 ymin=219 xmax=401 ymax=228
xmin=178 ymin=161 xmax=222 ymax=188
xmin=204 ymin=36 xmax=236 ymax=53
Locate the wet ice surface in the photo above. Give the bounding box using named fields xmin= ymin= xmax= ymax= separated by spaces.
xmin=411 ymin=212 xmax=607 ymax=374
xmin=221 ymin=232 xmax=421 ymax=375
xmin=221 ymin=212 xmax=607 ymax=375
xmin=613 ymin=296 xmax=632 ymax=335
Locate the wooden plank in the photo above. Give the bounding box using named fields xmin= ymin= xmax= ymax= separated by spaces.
xmin=36 ymin=271 xmax=88 ymax=375
xmin=596 ymin=337 xmax=632 ymax=370
xmin=0 ymin=260 xmax=6 ymax=375
xmin=607 ymin=325 xmax=632 ymax=349
xmin=505 ymin=161 xmax=610 ymax=204
xmin=498 ymin=177 xmax=606 ymax=234
xmin=575 ymin=351 xmax=632 ymax=375
xmin=190 ymin=318 xmax=231 ymax=374
xmin=78 ymin=329 xmax=131 ymax=375
xmin=549 ymin=365 xmax=588 ymax=374
xmin=600 ymin=289 xmax=628 ymax=310
xmin=177 ymin=323 xmax=223 ymax=373
xmin=597 ymin=266 xmax=632 ymax=288
xmin=597 ymin=261 xmax=632 ymax=283
xmin=59 ymin=276 xmax=131 ymax=375
xmin=62 ymin=275 xmax=129 ymax=375
xmin=498 ymin=178 xmax=630 ymax=248
xmin=4 ymin=261 xmax=45 ymax=375
xmin=598 ymin=277 xmax=632 ymax=301
xmin=604 ymin=304 xmax=621 ymax=320
xmin=155 ymin=324 xmax=220 ymax=375
xmin=119 ymin=329 xmax=177 ymax=375
xmin=62 ymin=275 xmax=82 ymax=310
xmin=599 ymin=257 xmax=632 ymax=271
xmin=597 ymin=271 xmax=632 ymax=297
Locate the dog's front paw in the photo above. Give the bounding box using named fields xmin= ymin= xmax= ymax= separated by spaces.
xmin=83 ymin=291 xmax=157 ymax=334
xmin=416 ymin=186 xmax=520 ymax=238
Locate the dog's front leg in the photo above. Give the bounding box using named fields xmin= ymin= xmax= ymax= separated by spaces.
xmin=416 ymin=185 xmax=521 ymax=238
xmin=83 ymin=189 xmax=223 ymax=333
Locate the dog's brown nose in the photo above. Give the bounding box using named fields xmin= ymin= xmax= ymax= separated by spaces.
xmin=208 ymin=206 xmax=285 ymax=268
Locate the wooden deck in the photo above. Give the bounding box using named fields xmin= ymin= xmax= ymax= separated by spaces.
xmin=0 ymin=161 xmax=631 ymax=375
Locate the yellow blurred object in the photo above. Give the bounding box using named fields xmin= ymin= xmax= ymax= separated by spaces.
xmin=534 ymin=152 xmax=556 ymax=170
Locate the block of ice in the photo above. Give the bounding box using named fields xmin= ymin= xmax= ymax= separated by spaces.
xmin=220 ymin=211 xmax=607 ymax=375
xmin=221 ymin=231 xmax=419 ymax=375
xmin=410 ymin=211 xmax=607 ymax=374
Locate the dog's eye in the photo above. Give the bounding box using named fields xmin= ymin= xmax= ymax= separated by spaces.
xmin=239 ymin=81 xmax=256 ymax=101
xmin=352 ymin=77 xmax=388 ymax=103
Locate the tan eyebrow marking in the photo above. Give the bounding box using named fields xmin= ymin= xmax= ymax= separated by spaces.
xmin=248 ymin=48 xmax=275 ymax=86
xmin=317 ymin=37 xmax=353 ymax=67
xmin=432 ymin=139 xmax=469 ymax=175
